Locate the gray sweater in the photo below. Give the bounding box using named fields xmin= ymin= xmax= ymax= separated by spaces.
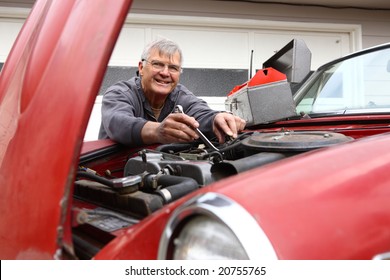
xmin=98 ymin=77 xmax=218 ymax=146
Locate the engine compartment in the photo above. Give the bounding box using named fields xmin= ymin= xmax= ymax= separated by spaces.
xmin=72 ymin=130 xmax=353 ymax=258
xmin=76 ymin=131 xmax=353 ymax=214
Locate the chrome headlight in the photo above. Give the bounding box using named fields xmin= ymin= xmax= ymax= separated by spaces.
xmin=158 ymin=193 xmax=278 ymax=260
xmin=173 ymin=215 xmax=248 ymax=259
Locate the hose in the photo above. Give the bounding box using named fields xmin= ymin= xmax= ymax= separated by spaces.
xmin=76 ymin=171 xmax=115 ymax=188
xmin=77 ymin=171 xmax=199 ymax=204
xmin=144 ymin=174 xmax=199 ymax=203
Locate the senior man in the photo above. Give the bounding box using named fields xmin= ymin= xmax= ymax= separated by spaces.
xmin=99 ymin=38 xmax=246 ymax=147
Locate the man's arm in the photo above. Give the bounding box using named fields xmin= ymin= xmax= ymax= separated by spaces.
xmin=141 ymin=114 xmax=200 ymax=144
xmin=100 ymin=81 xmax=148 ymax=146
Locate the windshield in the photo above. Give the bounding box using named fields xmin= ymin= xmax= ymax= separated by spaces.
xmin=295 ymin=46 xmax=390 ymax=115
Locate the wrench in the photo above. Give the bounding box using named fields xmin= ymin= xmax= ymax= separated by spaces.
xmin=174 ymin=105 xmax=220 ymax=152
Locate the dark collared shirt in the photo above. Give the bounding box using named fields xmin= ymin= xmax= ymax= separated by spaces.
xmin=98 ymin=76 xmax=217 ymax=146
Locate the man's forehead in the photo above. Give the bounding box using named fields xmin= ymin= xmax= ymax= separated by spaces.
xmin=149 ymin=48 xmax=181 ymax=62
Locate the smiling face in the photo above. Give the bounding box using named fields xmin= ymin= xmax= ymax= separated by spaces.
xmin=139 ymin=48 xmax=182 ymax=105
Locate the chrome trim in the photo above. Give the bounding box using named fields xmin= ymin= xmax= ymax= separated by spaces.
xmin=111 ymin=175 xmax=142 ymax=188
xmin=373 ymin=252 xmax=390 ymax=260
xmin=158 ymin=192 xmax=278 ymax=260
xmin=159 ymin=188 xmax=172 ymax=202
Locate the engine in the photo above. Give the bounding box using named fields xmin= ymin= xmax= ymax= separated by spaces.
xmin=74 ymin=131 xmax=353 ymax=220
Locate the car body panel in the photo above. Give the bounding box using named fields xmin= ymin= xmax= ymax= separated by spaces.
xmin=92 ymin=132 xmax=390 ymax=260
xmin=0 ymin=0 xmax=132 ymax=259
xmin=217 ymin=133 xmax=390 ymax=259
xmin=250 ymin=115 xmax=390 ymax=139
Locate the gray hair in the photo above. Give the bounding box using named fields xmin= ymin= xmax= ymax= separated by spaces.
xmin=141 ymin=38 xmax=183 ymax=65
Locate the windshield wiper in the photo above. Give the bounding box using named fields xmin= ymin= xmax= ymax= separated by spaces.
xmin=306 ymin=110 xmax=346 ymax=118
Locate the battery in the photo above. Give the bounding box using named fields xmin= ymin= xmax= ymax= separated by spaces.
xmin=225 ymin=67 xmax=297 ymax=126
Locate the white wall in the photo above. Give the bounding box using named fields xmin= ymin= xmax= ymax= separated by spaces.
xmin=0 ymin=18 xmax=23 ymax=62
xmin=113 ymin=14 xmax=359 ymax=70
xmin=129 ymin=0 xmax=390 ymax=49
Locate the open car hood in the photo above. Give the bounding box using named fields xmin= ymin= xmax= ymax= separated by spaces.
xmin=0 ymin=0 xmax=132 ymax=259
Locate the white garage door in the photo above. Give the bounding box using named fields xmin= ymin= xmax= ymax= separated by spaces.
xmin=110 ymin=15 xmax=359 ymax=69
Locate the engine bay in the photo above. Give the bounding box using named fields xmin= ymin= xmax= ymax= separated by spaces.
xmin=72 ymin=130 xmax=353 ymax=258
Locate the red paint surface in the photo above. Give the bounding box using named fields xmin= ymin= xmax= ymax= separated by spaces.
xmin=0 ymin=0 xmax=133 ymax=259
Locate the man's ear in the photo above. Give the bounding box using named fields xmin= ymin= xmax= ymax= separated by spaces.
xmin=138 ymin=61 xmax=144 ymax=76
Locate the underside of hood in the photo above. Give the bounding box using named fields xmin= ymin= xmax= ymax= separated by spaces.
xmin=0 ymin=0 xmax=132 ymax=259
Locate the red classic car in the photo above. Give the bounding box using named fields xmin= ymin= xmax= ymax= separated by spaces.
xmin=1 ymin=0 xmax=390 ymax=260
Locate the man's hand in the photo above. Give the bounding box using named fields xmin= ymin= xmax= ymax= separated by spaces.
xmin=141 ymin=113 xmax=200 ymax=144
xmin=213 ymin=112 xmax=246 ymax=143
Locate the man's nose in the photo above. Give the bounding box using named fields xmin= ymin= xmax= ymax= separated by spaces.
xmin=159 ymin=65 xmax=170 ymax=75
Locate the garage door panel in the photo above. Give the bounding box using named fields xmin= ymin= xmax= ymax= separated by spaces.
xmin=109 ymin=26 xmax=147 ymax=66
xmin=150 ymin=27 xmax=250 ymax=69
xmin=254 ymin=31 xmax=350 ymax=69
xmin=0 ymin=20 xmax=24 ymax=62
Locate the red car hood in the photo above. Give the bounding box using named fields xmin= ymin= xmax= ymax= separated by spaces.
xmin=0 ymin=0 xmax=132 ymax=259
